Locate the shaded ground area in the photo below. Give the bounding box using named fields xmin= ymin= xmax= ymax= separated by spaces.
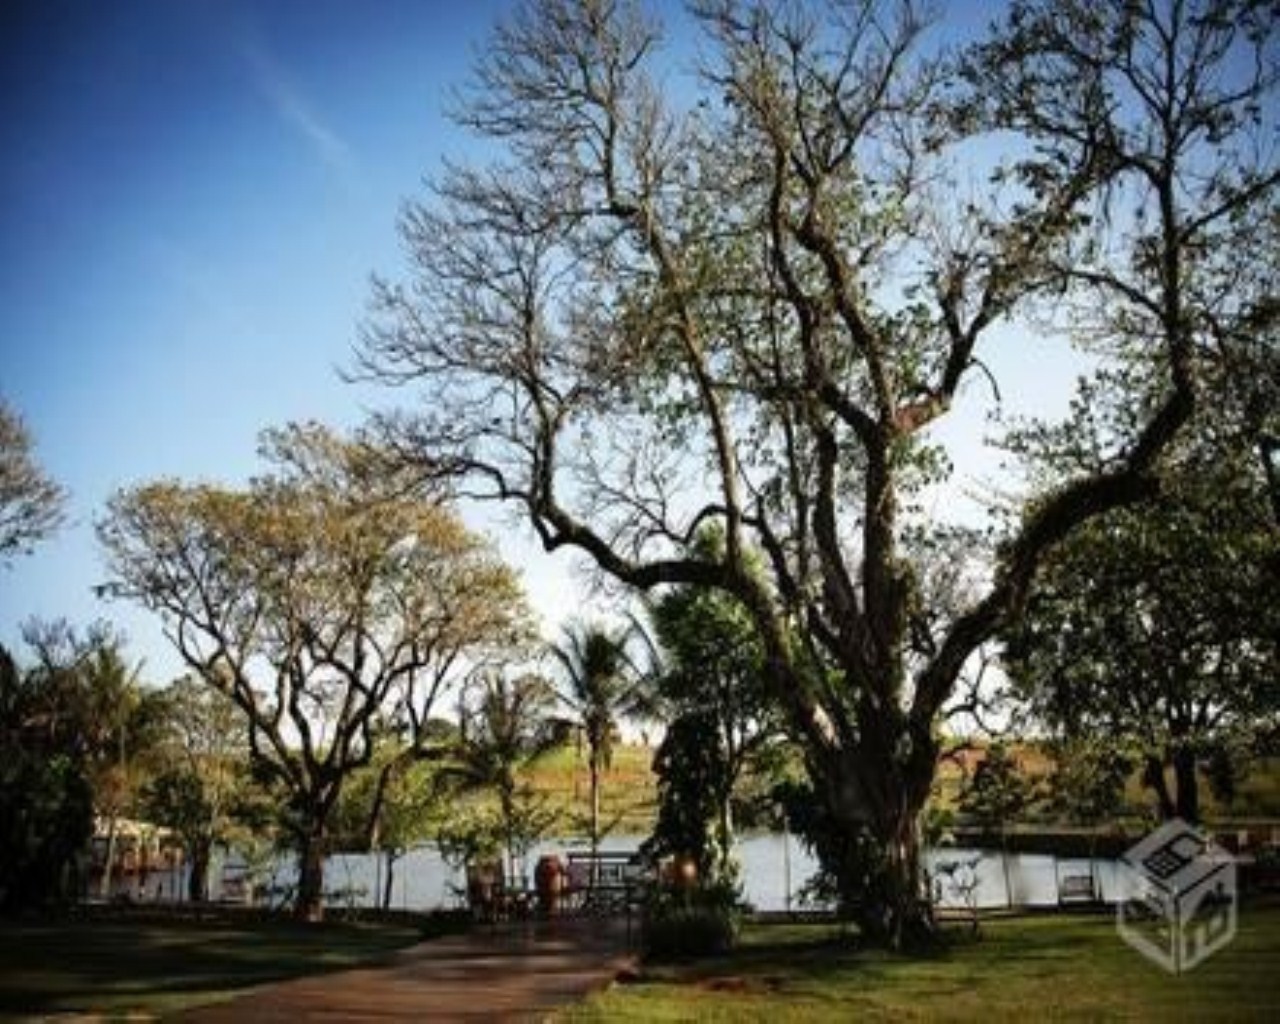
xmin=180 ymin=916 xmax=636 ymax=1023
xmin=0 ymin=908 xmax=423 ymax=1018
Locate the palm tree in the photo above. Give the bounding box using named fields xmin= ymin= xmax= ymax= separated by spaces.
xmin=442 ymin=671 xmax=559 ymax=883
xmin=83 ymin=643 xmax=151 ymax=898
xmin=22 ymin=624 xmax=153 ymax=899
xmin=549 ymin=620 xmax=651 ymax=861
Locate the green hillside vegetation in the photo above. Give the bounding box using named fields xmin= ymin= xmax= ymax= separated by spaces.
xmin=513 ymin=741 xmax=1280 ymax=843
xmin=934 ymin=743 xmax=1280 ymax=830
xmin=520 ymin=743 xmax=659 ymax=838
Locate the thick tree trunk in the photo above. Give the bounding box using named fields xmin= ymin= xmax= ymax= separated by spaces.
xmin=1172 ymin=746 xmax=1200 ymax=824
xmin=1142 ymin=755 xmax=1177 ymax=820
xmin=815 ymin=742 xmax=937 ymax=950
xmin=295 ymin=825 xmax=327 ymax=922
xmin=867 ymin=808 xmax=934 ymax=949
xmin=188 ymin=840 xmax=211 ymax=902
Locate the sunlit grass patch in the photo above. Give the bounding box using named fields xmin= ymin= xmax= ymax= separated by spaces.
xmin=559 ymin=902 xmax=1280 ymax=1022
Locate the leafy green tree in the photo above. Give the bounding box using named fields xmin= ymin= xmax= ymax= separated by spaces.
xmin=0 ymin=624 xmax=147 ymax=910
xmin=0 ymin=398 xmax=65 ymax=563
xmin=19 ymin=621 xmax=163 ymax=900
xmin=549 ymin=620 xmax=649 ymax=859
xmin=81 ymin=644 xmax=152 ymax=898
xmin=958 ymin=743 xmax=1035 ymax=908
xmin=143 ymin=676 xmax=251 ymax=901
xmin=645 ymin=711 xmax=732 ymax=887
xmin=1041 ymin=735 xmax=1132 ymax=889
xmin=368 ymin=764 xmax=442 ymax=910
xmin=1043 ymin=738 xmax=1131 ymax=829
xmin=1006 ymin=425 xmax=1278 ymax=825
xmin=332 ymin=730 xmax=453 ymax=910
xmin=98 ymin=424 xmax=534 ymax=920
xmin=0 ymin=644 xmax=91 ymax=910
xmin=358 ymin=0 xmax=1276 ymax=945
xmin=646 ymin=562 xmax=785 ymax=885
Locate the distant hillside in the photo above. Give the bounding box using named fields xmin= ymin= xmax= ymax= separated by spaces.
xmin=518 ymin=740 xmax=1280 ymax=843
xmin=520 ymin=743 xmax=658 ymax=838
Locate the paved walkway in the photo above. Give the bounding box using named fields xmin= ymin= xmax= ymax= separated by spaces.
xmin=179 ymin=917 xmax=636 ymax=1023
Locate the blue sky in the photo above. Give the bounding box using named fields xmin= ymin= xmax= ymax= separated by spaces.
xmin=0 ymin=0 xmax=1083 ymax=684
xmin=0 ymin=0 xmax=556 ymax=676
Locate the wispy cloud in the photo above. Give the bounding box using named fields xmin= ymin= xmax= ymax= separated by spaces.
xmin=144 ymin=234 xmax=251 ymax=336
xmin=237 ymin=33 xmax=353 ymax=174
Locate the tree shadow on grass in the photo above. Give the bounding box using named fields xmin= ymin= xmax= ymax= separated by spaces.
xmin=0 ymin=910 xmax=421 ymax=1014
xmin=627 ymin=913 xmax=1117 ymax=997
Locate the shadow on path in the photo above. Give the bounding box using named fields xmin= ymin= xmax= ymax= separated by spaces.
xmin=178 ymin=916 xmax=636 ymax=1022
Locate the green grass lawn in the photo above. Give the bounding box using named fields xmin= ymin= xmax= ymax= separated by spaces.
xmin=560 ymin=903 xmax=1280 ymax=1022
xmin=0 ymin=907 xmax=423 ymax=1018
xmin=5 ymin=902 xmax=1278 ymax=1021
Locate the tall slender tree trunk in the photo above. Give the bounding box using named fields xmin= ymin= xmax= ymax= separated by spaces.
xmin=500 ymin=784 xmax=518 ymax=890
xmin=99 ymin=816 xmax=118 ymax=898
xmin=1000 ymin=829 xmax=1014 ymax=909
xmin=589 ymin=759 xmax=601 ymax=859
xmin=587 ymin=754 xmax=602 ymax=891
xmin=100 ymin=725 xmax=130 ymax=898
xmin=382 ymin=850 xmax=399 ymax=910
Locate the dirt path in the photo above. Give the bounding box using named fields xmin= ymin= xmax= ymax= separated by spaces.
xmin=178 ymin=917 xmax=636 ymax=1022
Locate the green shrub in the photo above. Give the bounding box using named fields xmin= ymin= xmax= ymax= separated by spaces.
xmin=642 ymin=879 xmax=742 ymax=960
xmin=643 ymin=903 xmax=739 ymax=960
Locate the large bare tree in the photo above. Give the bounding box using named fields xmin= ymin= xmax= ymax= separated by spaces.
xmin=99 ymin=424 xmax=534 ymax=920
xmin=357 ymin=0 xmax=1276 ymax=945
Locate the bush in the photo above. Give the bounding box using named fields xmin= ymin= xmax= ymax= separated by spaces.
xmin=642 ymin=880 xmax=742 ymax=961
xmin=643 ymin=903 xmax=739 ymax=960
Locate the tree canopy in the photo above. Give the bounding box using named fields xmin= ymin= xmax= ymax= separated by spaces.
xmin=0 ymin=623 xmax=143 ymax=910
xmin=646 ymin=558 xmax=786 ymax=884
xmin=1006 ymin=420 xmax=1279 ymax=824
xmin=98 ymin=423 xmax=534 ymax=919
xmin=142 ymin=675 xmax=255 ymax=901
xmin=357 ymin=0 xmax=1277 ymax=945
xmin=0 ymin=398 xmax=65 ymax=563
xmin=439 ymin=671 xmax=560 ymax=878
